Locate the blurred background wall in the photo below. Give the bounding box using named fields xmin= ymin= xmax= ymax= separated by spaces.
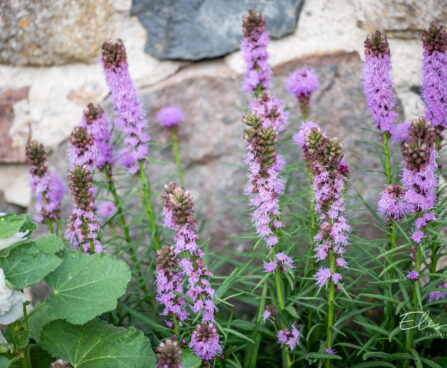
xmin=1 ymin=0 xmax=446 ymax=246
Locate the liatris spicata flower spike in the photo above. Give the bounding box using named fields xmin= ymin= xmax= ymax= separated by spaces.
xmin=26 ymin=141 xmax=65 ymax=223
xmin=297 ymin=123 xmax=350 ymax=286
xmin=79 ymin=103 xmax=113 ymax=170
xmin=378 ymin=184 xmax=412 ymax=220
xmin=156 ymin=339 xmax=184 ymax=368
xmin=249 ymin=93 xmax=289 ymax=132
xmin=285 ymin=67 xmax=320 ymax=117
xmin=402 ymin=117 xmax=437 ymax=213
xmin=156 ymin=245 xmax=188 ymax=322
xmin=241 ymin=9 xmax=272 ymax=93
xmin=243 ymin=111 xmax=285 ymax=248
xmin=157 ymin=106 xmax=185 ymax=128
xmin=362 ymin=31 xmax=398 ymax=133
xmin=422 ymin=22 xmax=447 ymax=129
xmin=65 ymin=165 xmax=102 ymax=254
xmin=277 ymin=323 xmax=302 ymax=351
xmin=189 ymin=323 xmax=222 ymax=361
xmin=69 ymin=127 xmax=96 ymax=170
xmin=101 ymin=39 xmax=150 ymax=174
xmin=428 ymin=280 xmax=447 ymax=302
xmin=161 ymin=183 xmax=217 ymax=322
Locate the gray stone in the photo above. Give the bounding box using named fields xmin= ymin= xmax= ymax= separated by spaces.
xmin=131 ymin=0 xmax=304 ymax=60
xmin=352 ymin=0 xmax=447 ymax=39
xmin=0 ymin=0 xmax=113 ymax=65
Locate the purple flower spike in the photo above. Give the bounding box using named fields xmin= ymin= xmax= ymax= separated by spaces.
xmin=79 ymin=103 xmax=113 ymax=170
xmin=161 ymin=183 xmax=217 ymax=323
xmin=285 ymin=67 xmax=320 ymax=117
xmin=241 ymin=9 xmax=272 ymax=93
xmin=277 ymin=323 xmax=302 ymax=351
xmin=422 ymin=22 xmax=447 ymax=129
xmin=362 ymin=31 xmax=398 ymax=134
xmin=249 ymin=93 xmax=289 ymax=132
xmin=157 ymin=106 xmax=185 ymax=128
xmin=26 ymin=141 xmax=65 ymax=223
xmin=101 ymin=39 xmax=150 ymax=174
xmin=69 ymin=127 xmax=96 ymax=170
xmin=243 ymin=111 xmax=285 ymax=249
xmin=65 ymin=165 xmax=102 ymax=254
xmin=189 ymin=323 xmax=222 ymax=361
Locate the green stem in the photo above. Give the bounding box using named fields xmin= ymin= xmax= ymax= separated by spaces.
xmin=325 ymin=251 xmax=336 ymax=368
xmin=275 ymin=268 xmax=291 ymax=368
xmin=170 ymin=130 xmax=185 ymax=188
xmin=382 ymin=132 xmax=391 ymax=185
xmin=138 ymin=160 xmax=160 ymax=250
xmin=22 ymin=305 xmax=31 ymax=368
xmin=405 ymin=244 xmax=421 ymax=366
xmin=105 ymin=167 xmax=151 ymax=298
xmin=42 ymin=195 xmax=54 ymax=234
xmin=173 ymin=315 xmax=179 ymax=336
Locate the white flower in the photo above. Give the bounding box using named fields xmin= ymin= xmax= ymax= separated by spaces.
xmin=0 ymin=231 xmax=29 ymax=251
xmin=0 ymin=268 xmax=26 ymax=325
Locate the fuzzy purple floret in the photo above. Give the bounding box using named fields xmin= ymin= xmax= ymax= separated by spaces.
xmin=157 ymin=106 xmax=185 ymax=128
xmin=362 ymin=33 xmax=397 ymax=133
xmin=97 ymin=202 xmax=116 ymax=218
xmin=79 ymin=104 xmax=114 ymax=170
xmin=241 ymin=10 xmax=272 ymax=92
xmin=249 ymin=93 xmax=289 ymax=132
xmin=285 ymin=67 xmax=320 ymax=98
xmin=406 ymin=270 xmax=419 ymax=280
xmin=277 ymin=323 xmax=302 ymax=351
xmin=101 ymin=40 xmax=150 ymax=174
xmin=378 ymin=184 xmax=412 ymax=220
xmin=428 ymin=280 xmax=447 ymax=302
xmin=189 ymin=323 xmax=222 ymax=361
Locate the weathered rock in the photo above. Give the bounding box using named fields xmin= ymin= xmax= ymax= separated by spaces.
xmin=0 ymin=0 xmax=114 ymax=65
xmin=131 ymin=0 xmax=304 ymax=60
xmin=352 ymin=0 xmax=447 ymax=38
xmin=0 ymin=87 xmax=29 ymax=163
xmin=35 ymin=52 xmax=398 ymax=249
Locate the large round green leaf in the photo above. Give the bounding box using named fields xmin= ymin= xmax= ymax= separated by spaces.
xmin=0 ymin=241 xmax=62 ymax=289
xmin=45 ymin=250 xmax=131 ymax=324
xmin=41 ymin=319 xmax=155 ymax=368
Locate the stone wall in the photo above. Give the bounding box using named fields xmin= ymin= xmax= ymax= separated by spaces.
xmin=0 ymin=0 xmax=444 ymax=246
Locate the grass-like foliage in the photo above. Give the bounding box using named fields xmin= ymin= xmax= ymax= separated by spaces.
xmin=0 ymin=11 xmax=446 ymax=368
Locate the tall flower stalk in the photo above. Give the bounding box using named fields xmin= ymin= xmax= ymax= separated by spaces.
xmin=66 ymin=127 xmax=102 ymax=254
xmin=243 ymin=110 xmax=297 ymax=366
xmin=421 ymin=22 xmax=447 ymax=274
xmin=241 ymin=9 xmax=272 ymax=95
xmin=101 ymin=39 xmax=159 ymax=249
xmin=161 ymin=183 xmax=222 ymax=362
xmin=400 ymin=117 xmax=437 ymax=354
xmin=25 ymin=141 xmax=65 ymax=233
xmin=299 ymin=124 xmax=350 ymax=365
xmin=362 ymin=31 xmax=399 ymax=315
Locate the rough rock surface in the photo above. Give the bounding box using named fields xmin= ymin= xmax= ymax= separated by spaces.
xmin=352 ymin=0 xmax=447 ymax=38
xmin=0 ymin=87 xmax=30 ymax=163
xmin=0 ymin=0 xmax=113 ymax=65
xmin=33 ymin=52 xmax=398 ymax=246
xmin=131 ymin=0 xmax=304 ymax=60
